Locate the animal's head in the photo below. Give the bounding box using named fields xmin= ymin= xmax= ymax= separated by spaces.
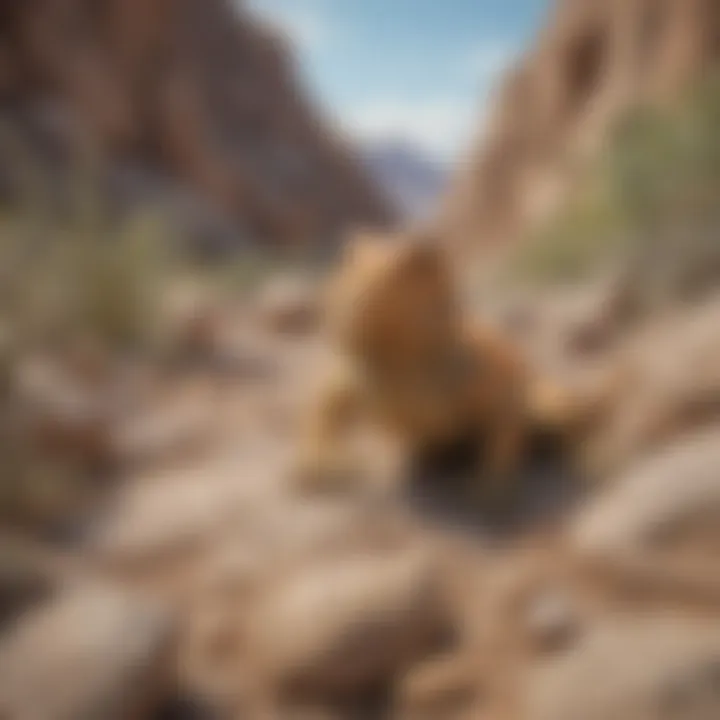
xmin=324 ymin=228 xmax=459 ymax=361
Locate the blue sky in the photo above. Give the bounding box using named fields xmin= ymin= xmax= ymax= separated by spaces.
xmin=246 ymin=0 xmax=549 ymax=162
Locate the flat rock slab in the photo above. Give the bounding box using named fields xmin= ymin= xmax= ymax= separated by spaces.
xmin=526 ymin=615 xmax=720 ymax=720
xmin=572 ymin=426 xmax=720 ymax=555
xmin=0 ymin=583 xmax=177 ymax=720
xmin=249 ymin=548 xmax=454 ymax=702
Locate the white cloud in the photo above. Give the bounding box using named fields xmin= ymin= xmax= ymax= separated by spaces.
xmin=347 ymin=41 xmax=519 ymax=159
xmin=345 ymin=98 xmax=478 ymax=161
xmin=240 ymin=5 xmax=519 ymax=161
xmin=246 ymin=0 xmax=336 ymax=52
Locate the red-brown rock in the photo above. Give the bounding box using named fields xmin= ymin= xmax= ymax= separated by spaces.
xmin=0 ymin=0 xmax=393 ymax=253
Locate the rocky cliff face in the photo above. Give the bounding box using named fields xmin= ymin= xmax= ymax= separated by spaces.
xmin=0 ymin=0 xmax=392 ymax=255
xmin=444 ymin=0 xmax=720 ymax=250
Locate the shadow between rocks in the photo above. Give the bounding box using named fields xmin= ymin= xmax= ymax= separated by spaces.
xmin=401 ymin=430 xmax=585 ymax=543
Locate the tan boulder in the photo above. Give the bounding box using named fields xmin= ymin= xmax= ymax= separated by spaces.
xmin=0 ymin=584 xmax=177 ymax=720
xmin=574 ymin=426 xmax=720 ymax=556
xmin=572 ymin=426 xmax=720 ymax=605
xmin=525 ymin=616 xmax=720 ymax=720
xmin=248 ymin=549 xmax=455 ymax=702
xmin=582 ymin=296 xmax=720 ymax=478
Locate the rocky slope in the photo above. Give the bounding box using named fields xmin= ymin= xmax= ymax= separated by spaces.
xmin=444 ymin=0 xmax=720 ymax=250
xmin=0 ymin=0 xmax=392 ymax=255
xmin=4 ymin=276 xmax=720 ymax=719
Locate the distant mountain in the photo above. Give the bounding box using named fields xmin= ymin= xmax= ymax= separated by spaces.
xmin=361 ymin=139 xmax=448 ymax=221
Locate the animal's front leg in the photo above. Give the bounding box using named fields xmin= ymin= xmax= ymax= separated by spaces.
xmin=474 ymin=407 xmax=526 ymax=508
xmin=293 ymin=375 xmax=362 ymax=494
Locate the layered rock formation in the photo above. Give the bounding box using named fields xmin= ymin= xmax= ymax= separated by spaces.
xmin=445 ymin=0 xmax=720 ymax=249
xmin=0 ymin=0 xmax=392 ymax=254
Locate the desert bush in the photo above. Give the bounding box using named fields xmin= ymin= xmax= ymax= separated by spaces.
xmin=0 ymin=206 xmax=171 ymax=356
xmin=512 ymin=74 xmax=720 ymax=312
xmin=0 ymin=180 xmax=172 ymax=534
xmin=510 ymin=180 xmax=624 ymax=284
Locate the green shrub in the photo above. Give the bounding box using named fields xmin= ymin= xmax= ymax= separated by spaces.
xmin=510 ymin=181 xmax=625 ymax=284
xmin=0 ymin=202 xmax=171 ymax=355
xmin=0 ymin=185 xmax=172 ymax=534
xmin=512 ymin=74 xmax=720 ymax=309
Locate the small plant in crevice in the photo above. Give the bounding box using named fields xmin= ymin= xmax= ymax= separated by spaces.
xmin=509 ymin=73 xmax=720 ymax=319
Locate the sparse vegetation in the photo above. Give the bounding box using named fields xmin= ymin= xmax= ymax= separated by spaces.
xmin=0 ymin=157 xmax=330 ymax=534
xmin=509 ymin=181 xmax=624 ymax=284
xmin=203 ymin=245 xmax=329 ymax=300
xmin=0 ymin=205 xmax=171 ymax=357
xmin=0 ymin=174 xmax=174 ymax=533
xmin=511 ymin=75 xmax=720 ymax=315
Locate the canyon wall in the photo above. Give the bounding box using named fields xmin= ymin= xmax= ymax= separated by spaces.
xmin=0 ymin=0 xmax=392 ymax=255
xmin=444 ymin=0 xmax=720 ymax=250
